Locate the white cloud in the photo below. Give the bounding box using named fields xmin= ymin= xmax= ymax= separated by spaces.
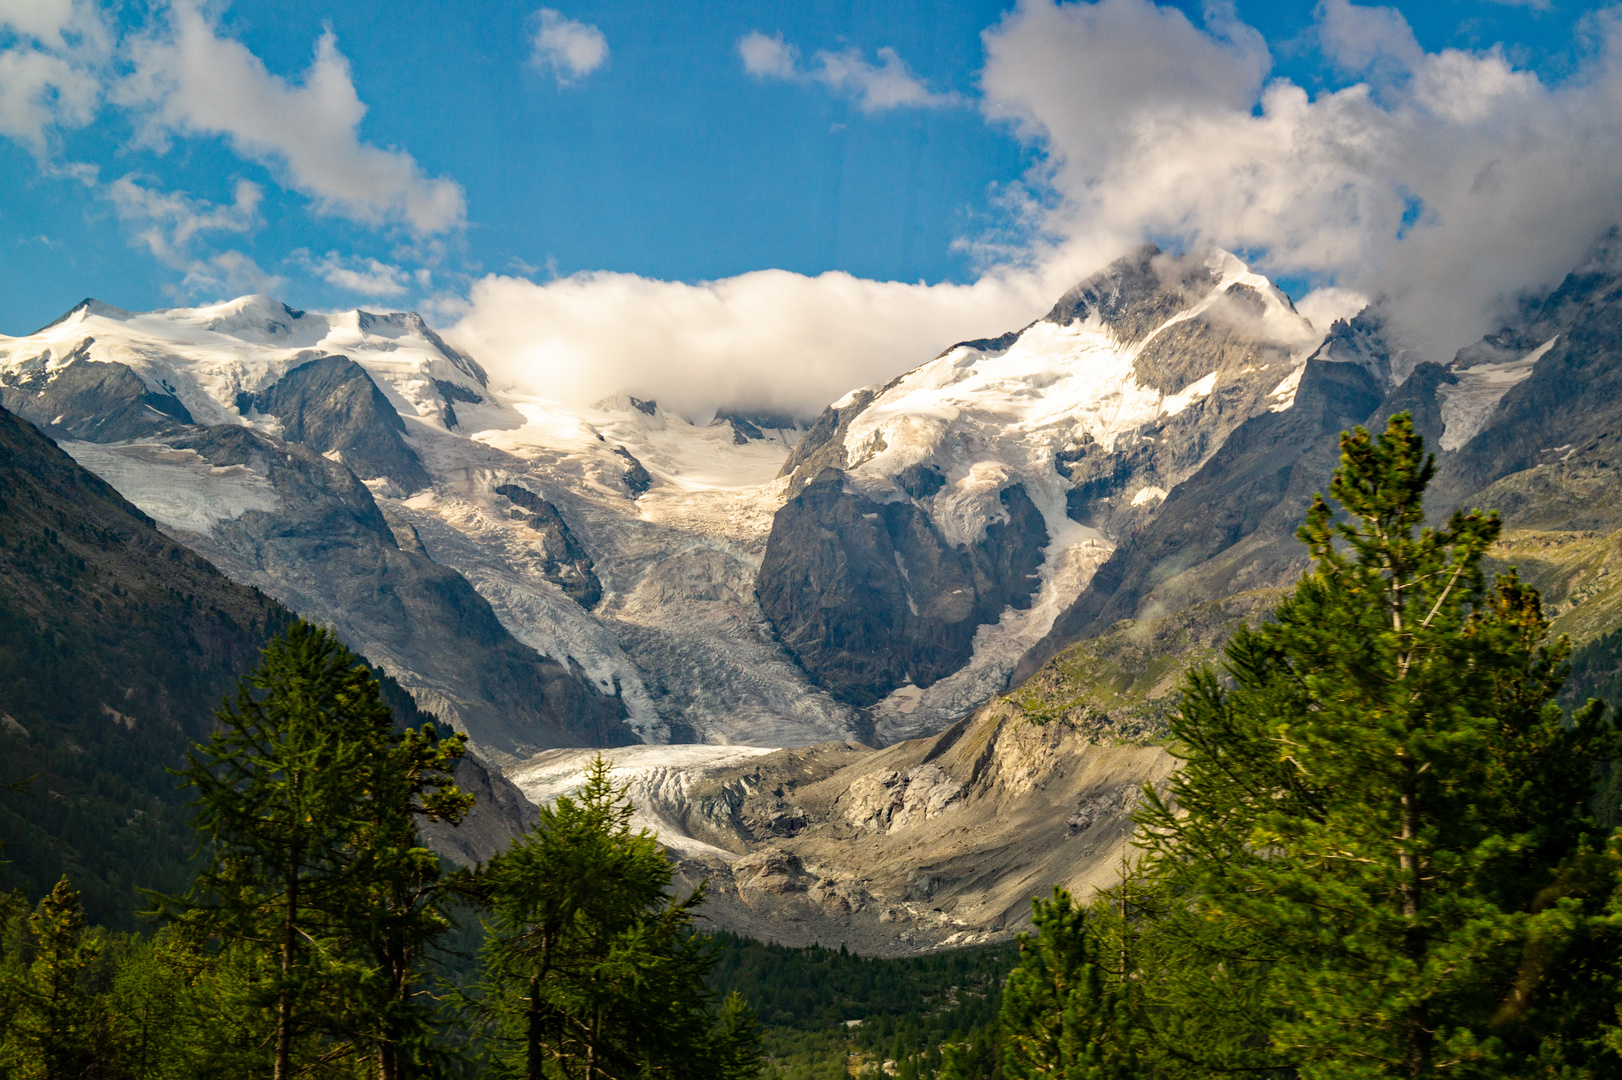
xmin=443 ymin=268 xmax=1050 ymax=420
xmin=739 ymin=31 xmax=797 ymax=78
xmin=117 ymin=2 xmax=464 ymax=234
xmin=817 ymin=47 xmax=964 ymax=113
xmin=105 ymin=173 xmax=279 ymax=299
xmin=179 ymin=249 xmax=282 ymax=299
xmin=296 ymin=250 xmax=413 ymax=297
xmin=0 ymin=0 xmax=108 ymax=153
xmin=739 ymin=31 xmax=962 ymax=113
xmin=531 ymin=9 xmax=608 ymax=86
xmin=976 ymin=0 xmax=1622 ymax=364
xmin=0 ymin=0 xmax=107 ymax=52
xmin=107 ymin=175 xmax=262 ymax=265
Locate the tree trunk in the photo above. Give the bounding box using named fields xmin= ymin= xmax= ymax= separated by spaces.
xmin=1399 ymin=772 xmax=1429 ymax=1076
xmin=381 ymin=937 xmax=406 ymax=1080
xmin=275 ymin=846 xmax=299 ymax=1080
xmin=527 ymin=973 xmax=543 ymax=1080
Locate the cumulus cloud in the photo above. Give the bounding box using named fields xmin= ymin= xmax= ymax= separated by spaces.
xmin=178 ymin=249 xmax=282 ymax=299
xmin=739 ymin=31 xmax=962 ymax=112
xmin=443 ymin=268 xmax=1050 ymax=421
xmin=0 ymin=0 xmax=108 ymax=153
xmin=105 ymin=173 xmax=280 ymax=298
xmin=739 ymin=31 xmax=798 ymax=78
xmin=531 ymin=9 xmax=608 ymax=85
xmin=295 ymin=250 xmax=413 ymax=297
xmin=976 ymin=0 xmax=1622 ymax=363
xmin=117 ymin=2 xmax=464 ymax=234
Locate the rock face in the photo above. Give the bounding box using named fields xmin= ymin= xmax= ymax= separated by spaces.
xmin=494 ymin=483 xmax=602 ymax=609
xmin=1021 ymin=229 xmax=1622 ymax=683
xmin=759 ymin=245 xmax=1323 ymax=721
xmin=58 ymin=426 xmax=633 ymax=762
xmin=1025 ymin=355 xmax=1383 ymax=665
xmin=757 ymin=469 xmax=1048 ymax=706
xmin=239 ymin=353 xmax=430 ymax=493
xmin=0 ymin=347 xmax=193 ymax=442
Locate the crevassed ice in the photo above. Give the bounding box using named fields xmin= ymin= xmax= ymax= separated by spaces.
xmin=1437 ymin=337 xmax=1556 ymax=452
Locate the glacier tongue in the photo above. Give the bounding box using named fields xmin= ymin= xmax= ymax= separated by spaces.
xmin=59 ymin=442 xmax=279 ymax=535
xmin=1437 ymin=337 xmax=1555 ymax=452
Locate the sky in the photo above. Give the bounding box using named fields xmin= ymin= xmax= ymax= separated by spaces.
xmin=2 ymin=0 xmax=1620 ymax=419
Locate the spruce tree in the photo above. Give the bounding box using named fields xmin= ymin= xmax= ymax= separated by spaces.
xmin=1127 ymin=413 xmax=1619 ymax=1077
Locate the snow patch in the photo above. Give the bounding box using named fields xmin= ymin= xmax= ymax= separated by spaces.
xmin=1268 ymin=366 xmax=1304 ymax=412
xmin=1160 ymin=372 xmax=1216 ymax=417
xmin=60 ymin=442 xmax=278 ymax=535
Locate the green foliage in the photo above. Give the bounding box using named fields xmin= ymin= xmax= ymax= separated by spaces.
xmin=158 ymin=620 xmax=474 ymax=1079
xmin=998 ymin=890 xmax=1136 ymax=1080
xmin=474 ymin=755 xmax=761 ymax=1079
xmin=0 ymin=876 xmax=105 ymax=1079
xmin=995 ymin=414 xmax=1622 ymax=1079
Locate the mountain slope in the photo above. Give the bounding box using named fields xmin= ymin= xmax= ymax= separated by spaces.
xmin=0 ymin=404 xmax=532 ymax=922
xmin=0 ymin=301 xmax=638 ymax=760
xmin=760 ymin=245 xmax=1322 ymax=739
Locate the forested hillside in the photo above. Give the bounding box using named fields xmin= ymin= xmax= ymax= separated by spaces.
xmin=0 ymin=404 xmax=290 ymax=925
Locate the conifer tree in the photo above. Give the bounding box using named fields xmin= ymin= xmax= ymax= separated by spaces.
xmin=2 ymin=876 xmax=102 ymax=1080
xmin=999 ymin=888 xmax=1137 ymax=1080
xmin=475 ymin=755 xmax=763 ymax=1080
xmin=166 ymin=620 xmax=472 ymax=1080
xmin=1126 ymin=413 xmax=1620 ymax=1077
xmin=345 ymin=721 xmax=474 ymax=1080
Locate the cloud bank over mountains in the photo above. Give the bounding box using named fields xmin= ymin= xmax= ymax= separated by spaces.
xmin=445 ymin=268 xmax=1051 ymax=423
xmin=8 ymin=1 xmax=1622 ymax=421
xmin=978 ymin=0 xmax=1622 ymax=369
xmin=454 ymin=0 xmax=1622 ymax=419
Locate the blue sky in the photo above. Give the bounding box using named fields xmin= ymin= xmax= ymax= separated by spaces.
xmin=3 ymin=1 xmax=1620 ymax=416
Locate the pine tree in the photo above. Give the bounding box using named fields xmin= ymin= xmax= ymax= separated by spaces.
xmin=2 ymin=877 xmax=103 ymax=1080
xmin=474 ymin=755 xmax=762 ymax=1080
xmin=1127 ymin=413 xmax=1620 ymax=1077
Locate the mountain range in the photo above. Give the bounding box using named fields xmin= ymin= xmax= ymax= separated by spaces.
xmin=4 ymin=234 xmax=1622 ymax=949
